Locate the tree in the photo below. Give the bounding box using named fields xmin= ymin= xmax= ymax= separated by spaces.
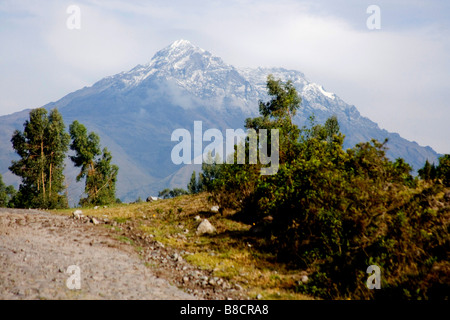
xmin=0 ymin=174 xmax=16 ymax=208
xmin=258 ymin=74 xmax=301 ymax=121
xmin=419 ymin=159 xmax=437 ymax=181
xmin=90 ymin=148 xmax=119 ymax=205
xmin=187 ymin=171 xmax=204 ymax=194
xmin=201 ymin=75 xmax=304 ymax=212
xmin=158 ymin=188 xmax=171 ymax=199
xmin=245 ymin=75 xmax=302 ymax=164
xmin=46 ymin=110 xmax=70 ymax=202
xmin=188 ymin=171 xmax=198 ymax=194
xmin=9 ymin=108 xmax=69 ymax=209
xmin=68 ymin=120 xmax=101 ymax=182
xmin=199 ymin=152 xmax=223 ymax=192
xmin=437 ymin=154 xmax=450 ymax=186
xmin=170 ymin=188 xmax=189 ymax=198
xmin=69 ymin=121 xmax=118 ymax=206
xmin=310 ymin=115 xmax=341 ymax=145
xmin=158 ymin=188 xmax=188 ymax=199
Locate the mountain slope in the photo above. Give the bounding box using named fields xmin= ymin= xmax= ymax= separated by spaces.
xmin=0 ymin=40 xmax=440 ymax=204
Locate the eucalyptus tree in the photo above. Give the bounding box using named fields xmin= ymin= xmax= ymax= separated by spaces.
xmin=9 ymin=108 xmax=69 ymax=208
xmin=69 ymin=120 xmax=118 ymax=206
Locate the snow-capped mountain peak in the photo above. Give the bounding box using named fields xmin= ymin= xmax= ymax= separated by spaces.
xmin=167 ymin=39 xmax=204 ymax=54
xmin=150 ymin=39 xmax=207 ymax=67
xmin=100 ymin=40 xmax=236 ymax=91
xmin=2 ymin=39 xmax=437 ymax=203
xmin=170 ymin=39 xmax=196 ymax=49
xmin=92 ymin=40 xmax=354 ymax=117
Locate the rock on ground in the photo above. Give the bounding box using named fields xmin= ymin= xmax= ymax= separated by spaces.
xmin=196 ymin=219 xmax=216 ymax=235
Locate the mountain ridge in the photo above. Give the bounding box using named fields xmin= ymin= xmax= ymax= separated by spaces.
xmin=0 ymin=40 xmax=440 ymax=204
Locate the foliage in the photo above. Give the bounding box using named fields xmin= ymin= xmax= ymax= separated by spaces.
xmin=418 ymin=160 xmax=437 ymax=181
xmin=202 ymin=75 xmax=303 ymax=211
xmin=9 ymin=108 xmax=69 ymax=209
xmin=69 ymin=120 xmax=119 ymax=206
xmin=203 ymin=75 xmax=449 ymax=300
xmin=158 ymin=188 xmax=189 ymax=199
xmin=0 ymin=173 xmax=16 ymax=208
xmin=437 ymin=154 xmax=450 ymax=186
xmin=418 ymin=154 xmax=450 ymax=187
xmin=187 ymin=170 xmax=203 ymax=194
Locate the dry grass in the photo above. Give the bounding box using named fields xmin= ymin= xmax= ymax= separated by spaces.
xmin=53 ymin=193 xmax=313 ymax=300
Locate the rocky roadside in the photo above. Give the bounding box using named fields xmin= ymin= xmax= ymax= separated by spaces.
xmin=72 ymin=210 xmax=249 ymax=300
xmin=0 ymin=208 xmax=249 ymax=300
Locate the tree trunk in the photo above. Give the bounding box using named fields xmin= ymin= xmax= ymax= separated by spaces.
xmin=49 ymin=161 xmax=52 ymax=198
xmin=41 ymin=140 xmax=46 ymax=201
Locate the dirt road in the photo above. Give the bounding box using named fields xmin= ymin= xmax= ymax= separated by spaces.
xmin=0 ymin=208 xmax=196 ymax=300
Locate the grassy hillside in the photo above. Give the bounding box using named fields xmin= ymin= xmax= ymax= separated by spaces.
xmin=54 ymin=193 xmax=314 ymax=300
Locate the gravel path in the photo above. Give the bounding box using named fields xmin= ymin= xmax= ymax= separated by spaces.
xmin=0 ymin=208 xmax=195 ymax=300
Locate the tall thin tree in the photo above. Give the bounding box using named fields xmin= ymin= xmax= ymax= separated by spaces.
xmin=9 ymin=108 xmax=69 ymax=208
xmin=69 ymin=120 xmax=118 ymax=206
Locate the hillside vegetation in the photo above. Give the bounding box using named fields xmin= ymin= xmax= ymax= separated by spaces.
xmin=55 ymin=193 xmax=313 ymax=300
xmin=5 ymin=75 xmax=450 ymax=300
xmin=191 ymin=75 xmax=450 ymax=300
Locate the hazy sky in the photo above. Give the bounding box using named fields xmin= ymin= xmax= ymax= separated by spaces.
xmin=1 ymin=0 xmax=449 ymax=153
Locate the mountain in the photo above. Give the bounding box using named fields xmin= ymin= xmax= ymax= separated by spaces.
xmin=0 ymin=39 xmax=440 ymax=204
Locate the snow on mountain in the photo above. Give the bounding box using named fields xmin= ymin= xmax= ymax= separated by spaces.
xmin=86 ymin=40 xmax=355 ymax=118
xmin=90 ymin=40 xmax=258 ymax=114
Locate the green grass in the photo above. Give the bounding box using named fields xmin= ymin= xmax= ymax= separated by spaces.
xmin=114 ymin=235 xmax=134 ymax=245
